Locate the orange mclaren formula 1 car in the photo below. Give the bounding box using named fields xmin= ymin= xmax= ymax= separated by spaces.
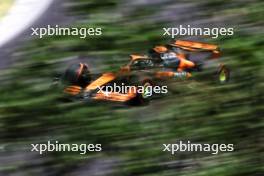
xmin=57 ymin=40 xmax=230 ymax=105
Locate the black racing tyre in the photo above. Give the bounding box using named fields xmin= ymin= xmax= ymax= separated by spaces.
xmin=128 ymin=77 xmax=154 ymax=106
xmin=63 ymin=63 xmax=91 ymax=87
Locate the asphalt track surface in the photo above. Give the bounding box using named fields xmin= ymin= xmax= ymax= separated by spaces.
xmin=0 ymin=0 xmax=72 ymax=69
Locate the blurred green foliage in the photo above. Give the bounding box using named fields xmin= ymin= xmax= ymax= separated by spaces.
xmin=0 ymin=0 xmax=263 ymax=175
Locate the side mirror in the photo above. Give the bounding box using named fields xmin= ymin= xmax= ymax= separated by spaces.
xmin=120 ymin=66 xmax=130 ymax=72
xmin=212 ymin=50 xmax=221 ymax=59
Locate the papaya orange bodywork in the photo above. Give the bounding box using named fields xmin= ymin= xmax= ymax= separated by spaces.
xmin=178 ymin=58 xmax=195 ymax=71
xmin=172 ymin=40 xmax=218 ymax=51
xmin=85 ymin=72 xmax=116 ymax=91
xmin=64 ymin=85 xmax=82 ymax=95
xmin=62 ymin=40 xmax=222 ymax=103
xmin=130 ymin=54 xmax=149 ymax=61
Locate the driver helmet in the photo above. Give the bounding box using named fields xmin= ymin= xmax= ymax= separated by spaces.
xmin=153 ymin=46 xmax=168 ymax=53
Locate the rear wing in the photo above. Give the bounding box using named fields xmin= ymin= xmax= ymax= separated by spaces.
xmin=171 ymin=40 xmax=218 ymax=51
xmin=170 ymin=40 xmax=220 ymax=58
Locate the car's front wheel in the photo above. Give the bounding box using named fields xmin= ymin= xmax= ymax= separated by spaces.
xmin=128 ymin=78 xmax=154 ymax=106
xmin=63 ymin=63 xmax=91 ymax=87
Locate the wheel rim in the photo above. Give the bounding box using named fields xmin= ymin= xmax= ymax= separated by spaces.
xmin=219 ymin=69 xmax=227 ymax=82
xmin=142 ymin=82 xmax=152 ymax=99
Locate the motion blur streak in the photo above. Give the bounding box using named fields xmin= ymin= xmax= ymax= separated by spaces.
xmin=0 ymin=0 xmax=263 ymax=176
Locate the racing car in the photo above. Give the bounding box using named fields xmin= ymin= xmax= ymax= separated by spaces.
xmin=57 ymin=40 xmax=230 ymax=105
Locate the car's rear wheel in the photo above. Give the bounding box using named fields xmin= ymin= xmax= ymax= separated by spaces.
xmin=217 ymin=65 xmax=230 ymax=83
